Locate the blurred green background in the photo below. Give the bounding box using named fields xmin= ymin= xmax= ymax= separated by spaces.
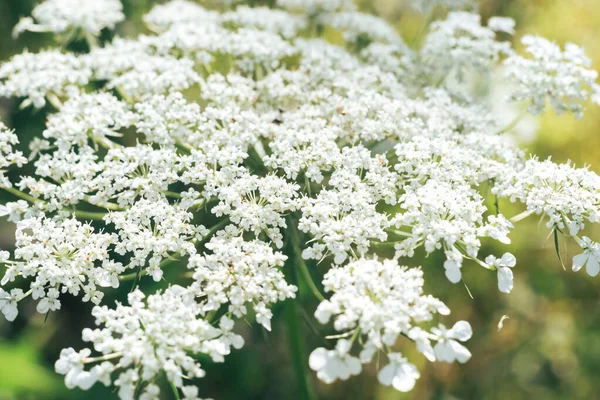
xmin=1 ymin=0 xmax=600 ymax=399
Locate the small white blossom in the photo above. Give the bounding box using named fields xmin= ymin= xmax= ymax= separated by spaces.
xmin=277 ymin=0 xmax=356 ymax=14
xmin=309 ymin=339 xmax=361 ymax=384
xmin=143 ymin=1 xmax=219 ymax=30
xmin=485 ymin=252 xmax=517 ymax=293
xmin=188 ymin=236 xmax=297 ymax=330
xmin=488 ymin=16 xmax=516 ymax=35
xmin=504 ymin=35 xmax=600 ymax=117
xmin=432 ymin=321 xmax=473 ymax=363
xmin=13 ymin=0 xmax=124 ymax=38
xmin=411 ymin=0 xmax=475 ymax=14
xmin=0 ymin=51 xmax=90 ymax=108
xmin=573 ymin=236 xmax=600 ymax=277
xmin=377 ymin=354 xmax=420 ymax=392
xmin=421 ymin=12 xmax=511 ymax=81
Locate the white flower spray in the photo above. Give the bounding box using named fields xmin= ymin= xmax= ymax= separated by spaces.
xmin=0 ymin=0 xmax=599 ymax=398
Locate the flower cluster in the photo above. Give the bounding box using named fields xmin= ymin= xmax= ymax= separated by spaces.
xmin=0 ymin=122 xmax=27 ymax=187
xmin=56 ymin=286 xmax=243 ymax=399
xmin=421 ymin=12 xmax=512 ymax=81
xmin=13 ymin=0 xmax=124 ymax=38
xmin=0 ymin=0 xmax=599 ymax=398
xmin=310 ymin=258 xmax=471 ymax=391
xmin=504 ymin=35 xmax=600 ymax=117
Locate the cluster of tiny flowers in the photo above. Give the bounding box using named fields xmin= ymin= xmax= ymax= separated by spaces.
xmin=0 ymin=0 xmax=599 ymax=398
xmin=421 ymin=12 xmax=512 ymax=81
xmin=411 ymin=0 xmax=474 ymax=14
xmin=56 ymin=286 xmax=239 ymax=399
xmin=188 ymin=235 xmax=297 ymax=331
xmin=13 ymin=0 xmax=124 ymax=38
xmin=310 ymin=258 xmax=471 ymax=391
xmin=1 ymin=217 xmax=121 ymax=320
xmin=504 ymin=35 xmax=600 ymax=117
xmin=0 ymin=122 xmax=27 ymax=188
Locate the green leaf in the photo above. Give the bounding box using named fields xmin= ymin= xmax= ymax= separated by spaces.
xmin=553 ymin=228 xmax=567 ymax=270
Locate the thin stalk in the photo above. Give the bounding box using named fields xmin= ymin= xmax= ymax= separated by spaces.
xmin=496 ymin=109 xmax=528 ymax=135
xmin=164 ymin=191 xmax=182 ymax=199
xmin=83 ymin=352 xmax=122 ymax=364
xmin=386 ymin=229 xmax=413 ymax=238
xmin=510 ymin=209 xmax=535 ymax=223
xmin=169 ymin=381 xmax=181 ymax=400
xmin=118 ymin=270 xmax=146 ymax=282
xmin=83 ymin=195 xmax=122 ymax=211
xmin=199 ymin=218 xmax=231 ymax=245
xmin=93 ymin=136 xmax=122 ymax=150
xmin=289 ymin=220 xmax=325 ymax=302
xmin=2 ymin=187 xmax=43 ymax=205
xmin=284 ymin=298 xmax=316 ymax=400
xmin=74 ymin=210 xmax=108 ymax=221
xmin=118 ymin=256 xmax=181 ymax=282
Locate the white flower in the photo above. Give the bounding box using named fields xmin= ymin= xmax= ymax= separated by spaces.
xmin=377 ymin=353 xmax=420 ymax=392
xmin=421 ymin=12 xmax=511 ymax=81
xmin=13 ymin=0 xmax=124 ymax=37
xmin=411 ymin=0 xmax=475 ymax=14
xmin=188 ymin=236 xmax=296 ymax=329
xmin=485 ymin=252 xmax=517 ymax=293
xmin=0 ymin=50 xmax=90 ymax=108
xmin=504 ymin=35 xmax=600 ymax=117
xmin=432 ymin=321 xmax=473 ymax=363
xmin=277 ymin=0 xmax=356 ymax=14
xmin=0 ymin=288 xmax=21 ymax=321
xmin=488 ymin=16 xmax=516 ymax=35
xmin=443 ymin=250 xmax=463 ymax=284
xmin=573 ymin=236 xmax=600 ymax=277
xmin=1 ymin=217 xmax=122 ymax=313
xmin=0 ymin=1 xmax=599 ymax=397
xmin=309 ymin=339 xmax=361 ymax=384
xmin=143 ymin=1 xmax=219 ymax=30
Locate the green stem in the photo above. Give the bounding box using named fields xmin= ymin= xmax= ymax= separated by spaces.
xmin=289 ymin=220 xmax=325 ymax=302
xmin=510 ymin=209 xmax=535 ymax=223
xmin=93 ymin=136 xmax=122 ymax=150
xmin=164 ymin=191 xmax=182 ymax=199
xmin=83 ymin=352 xmax=122 ymax=364
xmin=169 ymin=381 xmax=181 ymax=400
xmin=74 ymin=210 xmax=108 ymax=221
xmin=118 ymin=270 xmax=146 ymax=282
xmin=2 ymin=187 xmax=43 ymax=205
xmin=496 ymin=109 xmax=528 ymax=135
xmin=199 ymin=218 xmax=230 ymax=245
xmin=83 ymin=195 xmax=122 ymax=211
xmin=284 ymin=298 xmax=316 ymax=400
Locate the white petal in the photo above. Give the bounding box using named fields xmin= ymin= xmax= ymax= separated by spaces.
xmin=359 ymin=345 xmax=376 ymax=363
xmin=417 ymin=340 xmax=436 ymax=362
xmin=392 ymin=363 xmax=419 ymax=392
xmin=75 ymin=371 xmax=97 ymax=390
xmin=377 ymin=363 xmax=395 ymax=386
xmin=308 ymin=348 xmax=328 ymax=371
xmin=314 ymin=304 xmax=332 ymax=324
xmin=444 ymin=264 xmax=462 ymax=284
xmin=497 ymin=267 xmax=514 ymax=293
xmin=333 ymin=357 xmax=351 ymax=381
xmin=449 ymin=321 xmax=473 ymax=341
xmin=499 ymin=253 xmax=516 ymax=268
xmin=572 ymin=253 xmax=588 ymax=272
xmin=586 ymin=254 xmax=600 ymax=277
xmin=345 ymin=356 xmax=362 ymax=376
xmin=449 ymin=340 xmax=472 ymax=363
xmin=2 ymin=303 xmax=18 ymax=321
xmin=336 ymin=339 xmax=352 ymax=354
xmin=433 ymin=342 xmax=453 ymax=363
